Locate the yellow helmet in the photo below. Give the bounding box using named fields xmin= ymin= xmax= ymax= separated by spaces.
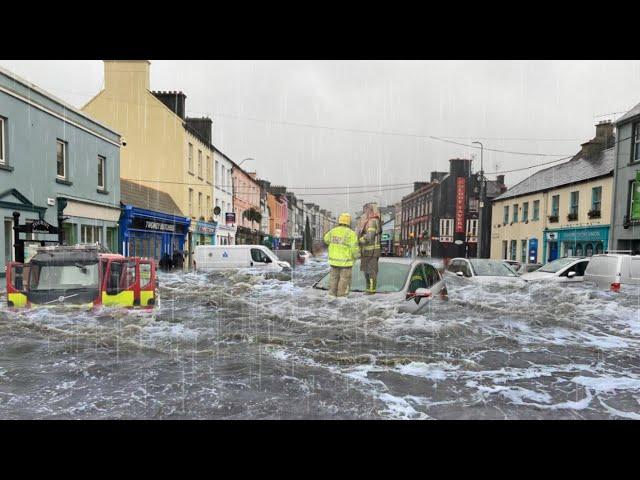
xmin=338 ymin=212 xmax=351 ymax=226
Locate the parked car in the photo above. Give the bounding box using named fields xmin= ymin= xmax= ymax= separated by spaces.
xmin=312 ymin=257 xmax=447 ymax=314
xmin=503 ymin=260 xmax=522 ymax=272
xmin=521 ymin=257 xmax=589 ymax=283
xmin=446 ymin=258 xmax=523 ymax=282
xmin=273 ymin=249 xmax=308 ymax=267
xmin=517 ymin=263 xmax=543 ymax=275
xmin=583 ymin=253 xmax=640 ymax=291
xmin=193 ymin=245 xmax=290 ymax=272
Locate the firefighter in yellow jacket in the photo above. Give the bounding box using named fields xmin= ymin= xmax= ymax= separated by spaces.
xmin=358 ymin=202 xmax=382 ymax=294
xmin=323 ymin=213 xmax=359 ymax=297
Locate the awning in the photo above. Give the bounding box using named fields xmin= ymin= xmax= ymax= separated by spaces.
xmin=64 ymin=199 xmax=120 ymax=222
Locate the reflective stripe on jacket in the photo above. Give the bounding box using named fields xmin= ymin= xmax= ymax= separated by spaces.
xmin=324 ymin=225 xmax=359 ymax=267
xmin=359 ymin=217 xmax=381 ymax=257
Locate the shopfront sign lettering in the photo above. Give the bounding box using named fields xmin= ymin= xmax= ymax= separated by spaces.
xmin=132 ymin=217 xmax=178 ymax=233
xmin=455 ymin=177 xmax=466 ymax=234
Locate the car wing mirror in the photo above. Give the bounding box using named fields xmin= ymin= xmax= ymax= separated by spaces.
xmin=414 ymin=288 xmax=432 ymax=298
xmin=567 ymin=271 xmax=576 ymax=278
xmin=456 ymin=271 xmax=464 ymax=277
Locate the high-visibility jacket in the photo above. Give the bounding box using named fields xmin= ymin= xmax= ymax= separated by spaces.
xmin=324 ymin=225 xmax=359 ymax=267
xmin=358 ymin=217 xmax=381 ymax=257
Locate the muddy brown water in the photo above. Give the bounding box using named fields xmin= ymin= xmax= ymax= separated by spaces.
xmin=1 ymin=258 xmax=639 ymax=419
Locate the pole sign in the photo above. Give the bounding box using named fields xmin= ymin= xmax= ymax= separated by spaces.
xmin=225 ymin=212 xmax=236 ymax=225
xmin=455 ymin=177 xmax=466 ymax=233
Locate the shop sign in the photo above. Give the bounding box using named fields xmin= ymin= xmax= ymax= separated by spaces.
xmin=132 ymin=217 xmax=177 ymax=233
xmin=225 ymin=212 xmax=236 ymax=225
xmin=196 ymin=222 xmax=216 ymax=235
xmin=455 ymin=177 xmax=466 ymax=233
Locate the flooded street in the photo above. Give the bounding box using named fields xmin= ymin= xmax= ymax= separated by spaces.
xmin=1 ymin=257 xmax=639 ymax=420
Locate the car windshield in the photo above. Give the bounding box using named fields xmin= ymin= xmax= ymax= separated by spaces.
xmin=470 ymin=259 xmax=518 ymax=277
xmin=29 ymin=263 xmax=99 ymax=290
xmin=315 ymin=261 xmax=411 ymax=293
xmin=538 ymin=257 xmax=578 ymax=273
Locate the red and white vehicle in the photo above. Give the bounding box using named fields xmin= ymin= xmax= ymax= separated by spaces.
xmin=6 ymin=245 xmax=157 ymax=309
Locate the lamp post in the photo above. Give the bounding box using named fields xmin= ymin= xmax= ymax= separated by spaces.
xmin=238 ymin=157 xmax=255 ymax=167
xmin=472 ymin=141 xmax=484 ymax=259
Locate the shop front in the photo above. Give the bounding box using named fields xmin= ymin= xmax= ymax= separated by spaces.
xmin=216 ymin=223 xmax=237 ymax=245
xmin=543 ymin=225 xmax=609 ymax=262
xmin=119 ymin=205 xmax=190 ymax=262
xmin=194 ymin=220 xmax=217 ymax=246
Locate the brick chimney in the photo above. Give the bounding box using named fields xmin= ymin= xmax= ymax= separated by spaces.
xmin=581 ymin=120 xmax=616 ymax=158
xmin=449 ymin=158 xmax=471 ymax=177
xmin=185 ymin=117 xmax=212 ymax=144
xmin=152 ymin=90 xmax=187 ymax=119
xmin=430 ymin=171 xmax=447 ymax=183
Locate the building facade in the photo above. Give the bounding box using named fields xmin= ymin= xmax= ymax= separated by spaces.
xmin=401 ymin=181 xmax=437 ymax=257
xmin=212 ymin=147 xmax=236 ymax=245
xmin=82 ymin=60 xmax=215 ymax=266
xmin=1 ymin=65 xmax=121 ymax=273
xmin=491 ymin=122 xmax=615 ymax=263
xmin=610 ymin=103 xmax=640 ymax=253
xmin=231 ymin=166 xmax=261 ymax=244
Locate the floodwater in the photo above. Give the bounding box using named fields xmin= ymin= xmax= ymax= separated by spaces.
xmin=1 ymin=257 xmax=639 ymax=419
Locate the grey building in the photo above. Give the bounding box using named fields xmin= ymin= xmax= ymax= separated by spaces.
xmin=610 ymin=103 xmax=640 ymax=253
xmin=1 ymin=65 xmax=121 ymax=273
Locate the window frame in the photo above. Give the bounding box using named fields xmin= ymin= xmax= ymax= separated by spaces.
xmin=570 ymin=191 xmax=579 ymax=216
xmin=591 ymin=186 xmax=602 ymax=212
xmin=551 ymin=195 xmax=560 ymax=216
xmin=503 ymin=205 xmax=509 ymax=225
xmin=198 ymin=149 xmax=203 ymax=178
xmin=532 ymin=200 xmax=540 ymax=220
xmin=97 ymin=155 xmax=106 ymax=190
xmin=633 ymin=121 xmax=640 ymax=163
xmin=0 ymin=116 xmax=6 ymax=164
xmin=512 ymin=204 xmax=519 ymax=223
xmin=188 ymin=143 xmax=194 ymax=174
xmin=522 ymin=202 xmax=529 ymax=222
xmin=56 ymin=139 xmax=67 ymax=179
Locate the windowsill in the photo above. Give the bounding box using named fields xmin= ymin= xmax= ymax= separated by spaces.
xmin=188 ymin=171 xmax=194 ymax=176
xmin=97 ymin=188 xmax=109 ymax=195
xmin=197 ymin=176 xmax=203 ymax=181
xmin=56 ymin=178 xmax=72 ymax=186
xmin=0 ymin=163 xmax=14 ymax=172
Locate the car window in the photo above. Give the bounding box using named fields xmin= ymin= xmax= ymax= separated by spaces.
xmin=469 ymin=259 xmax=518 ymax=277
xmin=251 ymin=248 xmax=269 ymax=263
xmin=408 ymin=264 xmax=428 ymax=293
xmin=539 ymin=257 xmax=578 ymax=273
xmin=424 ymin=263 xmax=440 ymax=286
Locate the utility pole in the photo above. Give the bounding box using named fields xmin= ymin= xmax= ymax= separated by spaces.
xmin=472 ymin=141 xmax=484 ymax=259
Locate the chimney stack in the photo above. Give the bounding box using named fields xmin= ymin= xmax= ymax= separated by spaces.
xmin=185 ymin=117 xmax=212 ymax=144
xmin=152 ymin=90 xmax=187 ymax=120
xmin=581 ymin=121 xmax=616 ymax=158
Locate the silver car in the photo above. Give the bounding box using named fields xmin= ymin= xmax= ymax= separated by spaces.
xmin=312 ymin=257 xmax=448 ymax=314
xmin=521 ymin=257 xmax=589 ymax=283
xmin=446 ymin=258 xmax=524 ymax=283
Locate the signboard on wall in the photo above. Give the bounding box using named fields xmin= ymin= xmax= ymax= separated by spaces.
xmin=131 ymin=217 xmax=178 ymax=233
xmin=455 ymin=177 xmax=466 ymax=233
xmin=225 ymin=212 xmax=236 ymax=225
xmin=633 ymin=170 xmax=640 ymax=220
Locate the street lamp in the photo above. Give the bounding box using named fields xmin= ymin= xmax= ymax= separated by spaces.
xmin=472 ymin=141 xmax=484 ymax=259
xmin=238 ymin=157 xmax=255 ymax=167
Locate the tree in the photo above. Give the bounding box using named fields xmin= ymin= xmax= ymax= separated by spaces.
xmin=304 ymin=216 xmax=313 ymax=252
xmin=243 ymin=208 xmax=262 ymax=244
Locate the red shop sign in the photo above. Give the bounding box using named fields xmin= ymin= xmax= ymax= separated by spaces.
xmin=455 ymin=177 xmax=466 ymax=233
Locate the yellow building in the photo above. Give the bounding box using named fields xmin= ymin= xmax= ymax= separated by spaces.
xmin=82 ymin=60 xmax=215 ymax=262
xmin=490 ymin=122 xmax=615 ymax=264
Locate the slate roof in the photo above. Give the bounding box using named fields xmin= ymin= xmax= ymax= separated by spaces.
xmin=120 ymin=179 xmax=184 ymax=216
xmin=494 ymin=147 xmax=614 ymax=202
xmin=616 ymin=101 xmax=640 ymax=125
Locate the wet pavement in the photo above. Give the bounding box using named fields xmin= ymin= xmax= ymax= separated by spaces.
xmin=1 ymin=257 xmax=639 ymax=419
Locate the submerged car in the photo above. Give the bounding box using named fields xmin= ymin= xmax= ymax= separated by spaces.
xmin=446 ymin=258 xmax=523 ymax=282
xmin=521 ymin=257 xmax=588 ymax=283
xmin=6 ymin=245 xmax=157 ymax=309
xmin=583 ymin=253 xmax=640 ymax=291
xmin=312 ymin=257 xmax=447 ymax=314
xmin=503 ymin=259 xmax=522 ymax=272
xmin=517 ymin=263 xmax=543 ymax=275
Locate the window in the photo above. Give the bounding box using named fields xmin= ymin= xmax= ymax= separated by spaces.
xmin=206 ymin=195 xmax=211 ymax=217
xmin=98 ymin=155 xmax=106 ymax=190
xmin=533 ymin=200 xmax=540 ymax=220
xmin=502 ymin=240 xmax=508 ymax=259
xmin=585 ymin=243 xmax=594 ymax=257
xmin=198 ymin=192 xmax=203 ymax=218
xmin=439 ymin=218 xmax=453 ymax=237
xmin=522 ymin=202 xmax=529 ymax=222
xmin=510 ymin=240 xmax=517 ymax=261
xmin=81 ymin=225 xmax=103 ymax=244
xmin=466 ymin=219 xmax=478 ymax=237
xmin=206 ymin=155 xmax=211 ymax=182
xmin=591 ymin=186 xmax=602 ymax=212
xmin=188 ymin=143 xmax=194 ymax=173
xmin=631 ymin=180 xmax=640 ymax=221
xmin=513 ymin=204 xmax=518 ymax=223
xmin=198 ymin=150 xmax=202 ymax=178
xmin=106 ymin=227 xmax=118 ymax=253
xmin=56 ymin=140 xmax=66 ymax=179
xmin=188 ymin=188 xmax=194 ymax=217
xmin=0 ymin=117 xmax=5 ymax=164
xmin=521 ymin=240 xmax=527 ymax=264
xmin=503 ymin=206 xmax=509 ymax=224
xmin=570 ymin=191 xmax=579 ymax=217
xmin=4 ymin=218 xmax=13 ymax=264
xmin=551 ymin=195 xmax=560 ymax=217
xmin=633 ymin=121 xmax=640 ymax=162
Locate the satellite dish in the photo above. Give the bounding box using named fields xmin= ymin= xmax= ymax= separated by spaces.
xmin=213 ymin=206 xmax=221 ymax=215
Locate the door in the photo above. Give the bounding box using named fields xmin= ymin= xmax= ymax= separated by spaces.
xmin=548 ymin=241 xmax=558 ymax=262
xmin=250 ymin=248 xmax=273 ymax=270
xmin=6 ymin=262 xmax=28 ymax=307
xmin=138 ymin=258 xmax=156 ymax=307
xmin=101 ymin=259 xmax=136 ymax=307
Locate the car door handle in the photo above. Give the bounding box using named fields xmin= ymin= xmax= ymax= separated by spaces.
xmin=250 ymin=261 xmax=253 ymax=266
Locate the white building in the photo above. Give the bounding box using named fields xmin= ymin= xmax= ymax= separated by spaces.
xmin=212 ymin=147 xmax=236 ymax=245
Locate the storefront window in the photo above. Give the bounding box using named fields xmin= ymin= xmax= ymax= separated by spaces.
xmin=62 ymin=223 xmax=76 ymax=245
xmin=585 ymin=243 xmax=594 ymax=256
xmin=106 ymin=227 xmax=118 ymax=253
xmin=595 ymin=242 xmax=603 ymax=254
xmin=4 ymin=218 xmax=12 ymax=265
xmin=521 ymin=239 xmax=527 ymax=264
xmin=576 ymin=243 xmax=583 ymax=256
xmin=510 ymin=240 xmax=517 ymax=261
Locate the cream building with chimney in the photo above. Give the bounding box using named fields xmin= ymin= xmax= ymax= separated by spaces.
xmin=82 ymin=60 xmax=215 ymax=264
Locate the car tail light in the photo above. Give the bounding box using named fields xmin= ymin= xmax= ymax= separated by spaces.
xmin=610 ymin=282 xmax=621 ymax=292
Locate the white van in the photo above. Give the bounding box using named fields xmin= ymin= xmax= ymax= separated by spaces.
xmin=193 ymin=245 xmax=291 ymax=272
xmin=583 ymin=253 xmax=640 ymax=291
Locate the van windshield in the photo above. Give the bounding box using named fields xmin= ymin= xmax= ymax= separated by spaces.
xmin=29 ymin=263 xmax=99 ymax=290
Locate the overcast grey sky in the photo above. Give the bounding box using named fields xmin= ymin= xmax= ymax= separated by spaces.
xmin=2 ymin=60 xmax=639 ymax=215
